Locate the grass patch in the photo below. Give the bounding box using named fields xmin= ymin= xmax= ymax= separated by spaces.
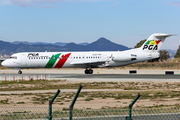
xmin=1 ymin=80 xmax=180 ymax=109
xmin=1 ymin=81 xmax=180 ymax=91
xmin=0 ymin=99 xmax=9 ymax=104
xmin=16 ymin=102 xmax=25 ymax=104
xmin=85 ymin=97 xmax=94 ymax=101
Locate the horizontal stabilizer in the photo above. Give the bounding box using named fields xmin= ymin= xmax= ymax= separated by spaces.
xmin=154 ymin=34 xmax=176 ymax=37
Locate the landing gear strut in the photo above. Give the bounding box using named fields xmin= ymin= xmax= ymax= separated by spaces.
xmin=84 ymin=69 xmax=93 ymax=74
xmin=18 ymin=70 xmax=22 ymax=74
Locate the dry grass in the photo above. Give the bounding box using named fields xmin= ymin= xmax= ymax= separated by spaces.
xmin=1 ymin=80 xmax=180 ymax=91
xmin=1 ymin=59 xmax=180 ymax=109
xmin=1 ymin=80 xmax=180 ymax=109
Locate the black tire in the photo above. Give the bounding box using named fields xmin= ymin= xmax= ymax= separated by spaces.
xmin=89 ymin=69 xmax=93 ymax=74
xmin=85 ymin=69 xmax=89 ymax=74
xmin=18 ymin=70 xmax=22 ymax=74
xmin=84 ymin=69 xmax=93 ymax=74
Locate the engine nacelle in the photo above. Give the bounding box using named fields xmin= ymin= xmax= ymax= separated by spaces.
xmin=112 ymin=54 xmax=136 ymax=62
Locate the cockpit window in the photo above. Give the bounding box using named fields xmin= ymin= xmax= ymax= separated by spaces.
xmin=10 ymin=56 xmax=17 ymax=59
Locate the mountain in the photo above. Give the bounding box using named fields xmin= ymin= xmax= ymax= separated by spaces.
xmin=61 ymin=38 xmax=129 ymax=51
xmin=78 ymin=42 xmax=89 ymax=46
xmin=12 ymin=41 xmax=30 ymax=45
xmin=54 ymin=42 xmax=69 ymax=46
xmin=162 ymin=49 xmax=177 ymax=58
xmin=12 ymin=41 xmax=89 ymax=46
xmin=55 ymin=42 xmax=89 ymax=46
xmin=0 ymin=38 xmax=177 ymax=58
xmin=86 ymin=37 xmax=128 ymax=51
xmin=0 ymin=38 xmax=130 ymax=55
xmin=62 ymin=42 xmax=86 ymax=51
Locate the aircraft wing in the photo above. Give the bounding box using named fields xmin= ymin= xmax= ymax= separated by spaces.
xmin=70 ymin=61 xmax=106 ymax=65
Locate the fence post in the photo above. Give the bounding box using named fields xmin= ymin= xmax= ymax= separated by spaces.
xmin=47 ymin=89 xmax=60 ymax=120
xmin=69 ymin=85 xmax=83 ymax=120
xmin=126 ymin=94 xmax=141 ymax=120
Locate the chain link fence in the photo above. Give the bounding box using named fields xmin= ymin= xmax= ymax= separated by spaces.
xmin=1 ymin=106 xmax=180 ymax=120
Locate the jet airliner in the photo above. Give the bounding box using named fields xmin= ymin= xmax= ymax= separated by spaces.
xmin=1 ymin=33 xmax=173 ymax=74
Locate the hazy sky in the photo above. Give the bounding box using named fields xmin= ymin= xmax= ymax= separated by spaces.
xmin=0 ymin=0 xmax=180 ymax=50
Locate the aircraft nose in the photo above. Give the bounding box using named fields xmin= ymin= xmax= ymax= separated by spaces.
xmin=1 ymin=60 xmax=8 ymax=67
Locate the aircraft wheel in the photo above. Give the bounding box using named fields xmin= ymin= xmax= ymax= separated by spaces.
xmin=84 ymin=69 xmax=93 ymax=74
xmin=89 ymin=69 xmax=93 ymax=74
xmin=18 ymin=70 xmax=22 ymax=74
xmin=85 ymin=69 xmax=89 ymax=74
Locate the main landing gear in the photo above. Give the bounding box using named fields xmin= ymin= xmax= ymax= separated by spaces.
xmin=84 ymin=68 xmax=93 ymax=74
xmin=18 ymin=70 xmax=22 ymax=74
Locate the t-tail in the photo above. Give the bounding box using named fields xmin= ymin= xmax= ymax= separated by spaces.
xmin=139 ymin=33 xmax=174 ymax=52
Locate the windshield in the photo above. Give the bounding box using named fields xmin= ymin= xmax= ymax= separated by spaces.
xmin=10 ymin=56 xmax=17 ymax=59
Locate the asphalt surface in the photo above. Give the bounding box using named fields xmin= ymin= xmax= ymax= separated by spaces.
xmin=0 ymin=73 xmax=180 ymax=80
xmin=0 ymin=69 xmax=180 ymax=81
xmin=51 ymin=73 xmax=180 ymax=79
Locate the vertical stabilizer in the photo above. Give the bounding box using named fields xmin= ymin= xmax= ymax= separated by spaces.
xmin=140 ymin=33 xmax=173 ymax=52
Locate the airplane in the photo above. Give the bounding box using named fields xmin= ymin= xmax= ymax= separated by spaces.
xmin=1 ymin=33 xmax=174 ymax=74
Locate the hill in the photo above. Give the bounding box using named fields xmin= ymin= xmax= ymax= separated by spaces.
xmin=0 ymin=38 xmax=130 ymax=55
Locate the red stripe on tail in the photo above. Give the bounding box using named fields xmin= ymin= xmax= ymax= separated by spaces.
xmin=155 ymin=40 xmax=161 ymax=44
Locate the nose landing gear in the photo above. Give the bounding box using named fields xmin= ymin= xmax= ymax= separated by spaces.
xmin=84 ymin=68 xmax=93 ymax=74
xmin=18 ymin=70 xmax=22 ymax=74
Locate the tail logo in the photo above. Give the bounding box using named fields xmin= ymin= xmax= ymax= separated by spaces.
xmin=143 ymin=40 xmax=161 ymax=50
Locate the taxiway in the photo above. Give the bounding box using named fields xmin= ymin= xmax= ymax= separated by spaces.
xmin=0 ymin=69 xmax=180 ymax=82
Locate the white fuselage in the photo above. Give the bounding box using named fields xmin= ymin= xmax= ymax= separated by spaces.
xmin=2 ymin=49 xmax=159 ymax=69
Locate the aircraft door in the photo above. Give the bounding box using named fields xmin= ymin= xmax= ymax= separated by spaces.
xmin=21 ymin=54 xmax=27 ymax=66
xmin=103 ymin=54 xmax=111 ymax=61
xmin=103 ymin=54 xmax=108 ymax=61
